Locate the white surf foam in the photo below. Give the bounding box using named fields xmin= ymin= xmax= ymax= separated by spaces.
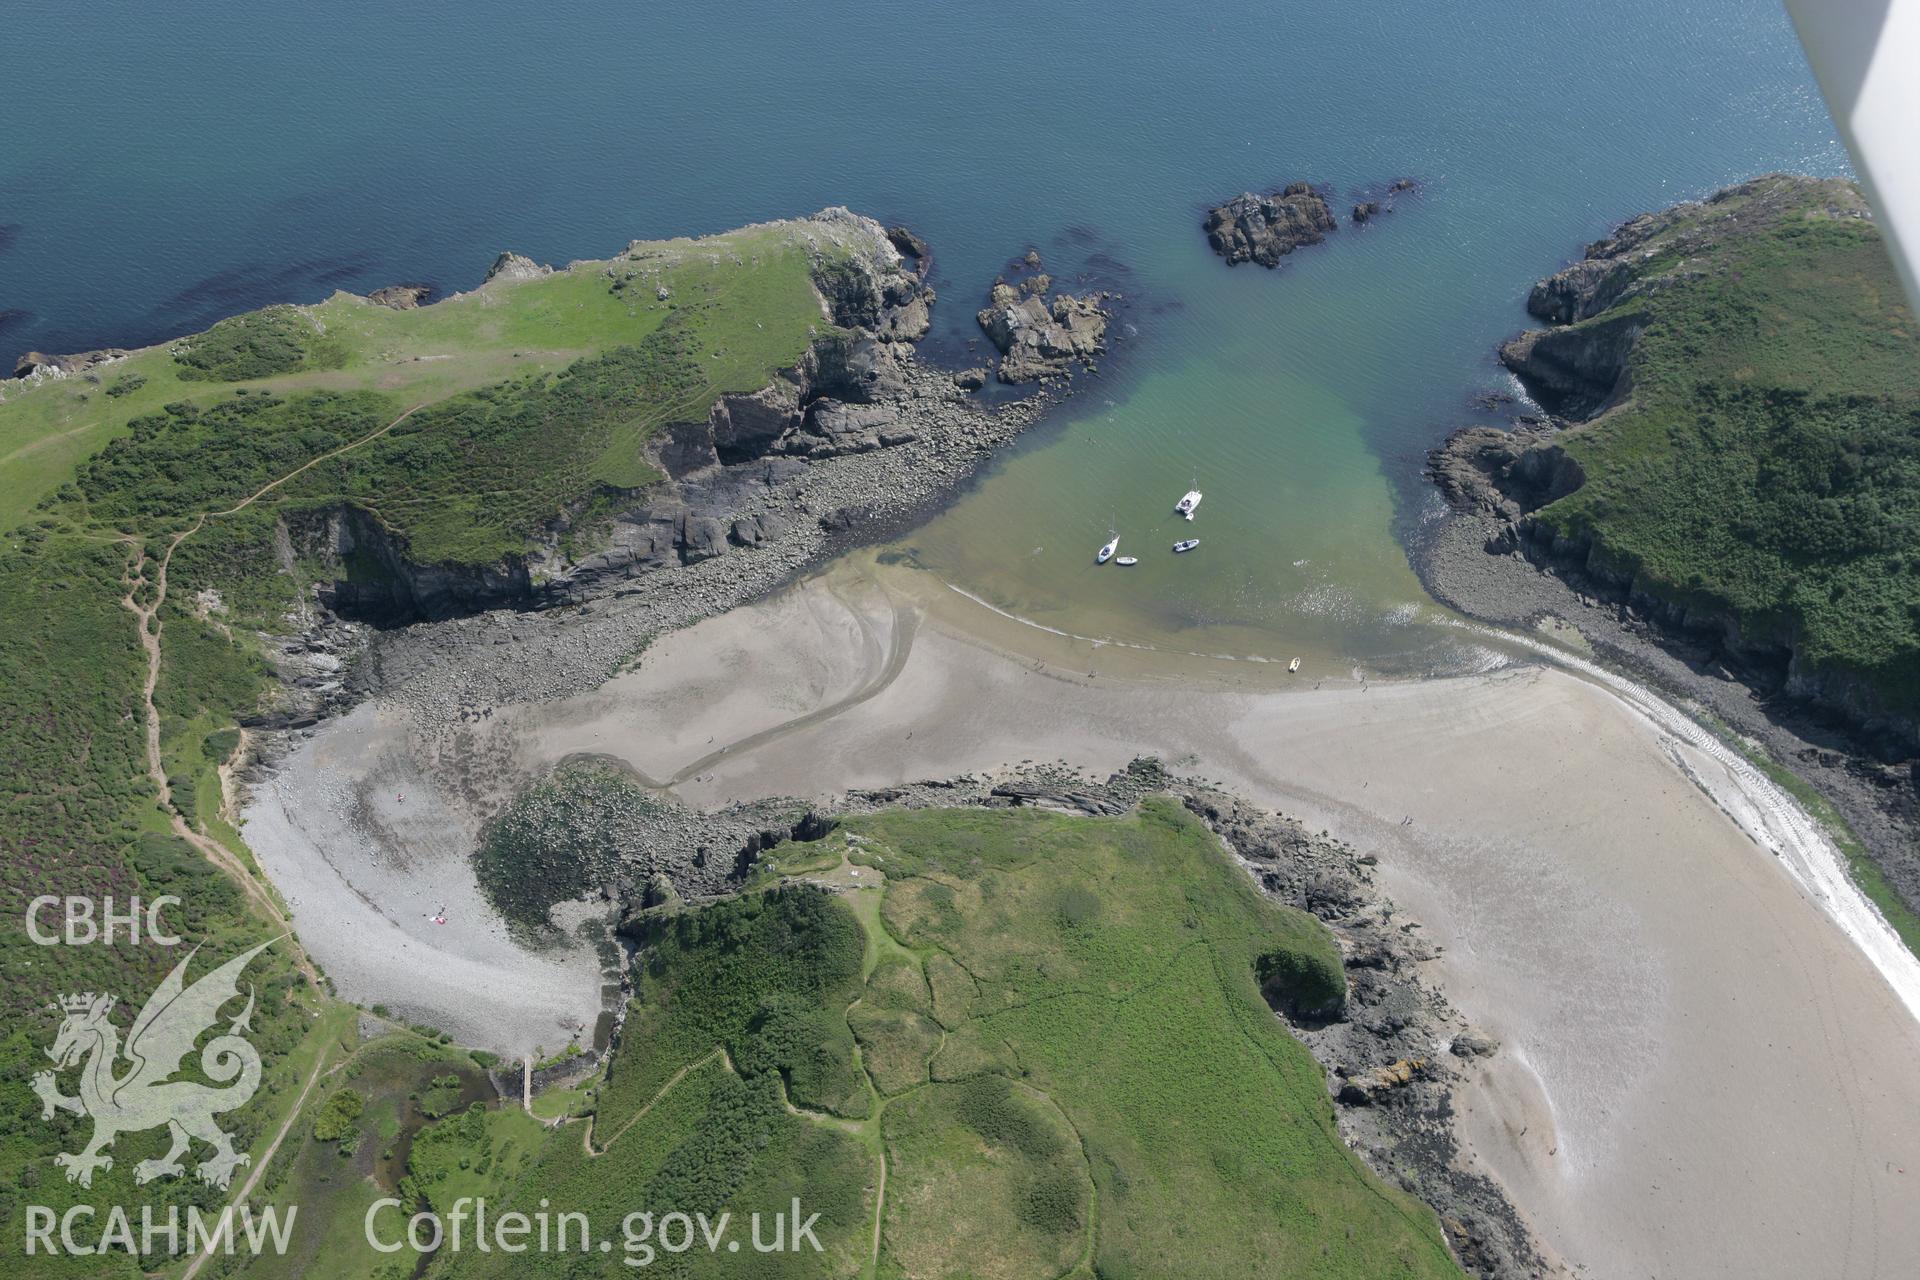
xmin=1456 ymin=619 xmax=1920 ymax=1028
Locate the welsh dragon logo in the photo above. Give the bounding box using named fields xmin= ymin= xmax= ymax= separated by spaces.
xmin=33 ymin=940 xmax=272 ymax=1190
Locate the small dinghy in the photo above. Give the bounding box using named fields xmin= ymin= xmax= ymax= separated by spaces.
xmin=1288 ymin=657 xmax=1301 ymax=673
xmin=1172 ymin=539 xmax=1200 ymax=553
xmin=1115 ymin=555 xmax=1139 ymax=566
xmin=1175 ymin=489 xmax=1203 ymax=520
xmin=1097 ymin=535 xmax=1120 ymax=564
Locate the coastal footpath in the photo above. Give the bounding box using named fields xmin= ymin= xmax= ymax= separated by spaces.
xmin=0 ymin=208 xmax=1111 ymax=1262
xmin=1422 ymin=173 xmax=1920 ymax=942
xmin=1 ymin=210 xmax=1113 ymax=734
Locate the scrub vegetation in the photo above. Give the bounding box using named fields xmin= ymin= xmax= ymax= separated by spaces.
xmin=0 ymin=222 xmax=840 ymax=531
xmin=473 ymin=763 xmax=662 ymax=940
xmin=454 ymin=801 xmax=1457 ymax=1279
xmin=171 ymin=305 xmax=350 ymax=383
xmin=233 ymin=1028 xmax=523 ymax=1280
xmin=0 ymin=218 xmax=854 ymax=1275
xmin=1532 ymin=184 xmax=1920 ymax=718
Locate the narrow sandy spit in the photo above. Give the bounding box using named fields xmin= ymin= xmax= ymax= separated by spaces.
xmin=247 ymin=558 xmax=1920 ymax=1278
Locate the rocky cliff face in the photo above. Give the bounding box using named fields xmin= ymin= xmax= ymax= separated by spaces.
xmin=484 ymin=251 xmax=553 ymax=284
xmin=1433 ymin=174 xmax=1915 ymax=749
xmin=367 ymin=284 xmax=432 ymax=310
xmin=1203 ymin=183 xmax=1337 ymax=267
xmin=1425 ymin=418 xmax=1582 ymax=523
xmin=11 ymin=347 xmax=129 ymax=379
xmin=1426 ymin=414 xmax=1823 ymax=735
xmin=659 ymin=329 xmax=922 ymax=475
xmin=1496 ymin=314 xmax=1642 ymax=418
xmin=805 ymin=209 xmax=936 ymax=340
xmin=288 ymin=211 xmax=1068 ymax=629
xmin=1428 ymin=407 xmax=1801 ymax=672
xmin=291 ymin=504 xmax=536 ymax=623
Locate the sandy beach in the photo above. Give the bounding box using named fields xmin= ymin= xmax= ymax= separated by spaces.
xmin=245 ymin=705 xmax=610 ymax=1059
xmin=245 ymin=556 xmax=1920 ymax=1278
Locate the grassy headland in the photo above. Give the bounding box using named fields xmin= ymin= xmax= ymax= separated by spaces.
xmin=0 ymin=214 xmax=880 ymax=1274
xmin=0 ymin=226 xmax=839 ymax=533
xmin=1507 ymin=175 xmax=1920 ymax=729
xmin=454 ymin=801 xmax=1459 ymax=1279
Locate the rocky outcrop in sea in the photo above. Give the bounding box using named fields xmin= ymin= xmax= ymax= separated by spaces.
xmin=1203 ymin=183 xmax=1336 ymax=267
xmin=973 ymin=279 xmax=1112 ymax=383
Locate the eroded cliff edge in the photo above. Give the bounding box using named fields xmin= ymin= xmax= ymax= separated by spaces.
xmin=214 ymin=214 xmax=1115 ymax=731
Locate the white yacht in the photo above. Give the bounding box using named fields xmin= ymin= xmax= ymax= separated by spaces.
xmin=1097 ymin=534 xmax=1120 ymax=564
xmin=1175 ymin=489 xmax=1203 ymax=520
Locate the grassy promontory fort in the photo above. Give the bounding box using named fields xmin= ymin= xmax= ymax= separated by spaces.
xmin=434 ymin=801 xmax=1458 ymax=1279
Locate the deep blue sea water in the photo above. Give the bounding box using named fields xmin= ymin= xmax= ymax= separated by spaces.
xmin=0 ymin=0 xmax=1848 ymax=667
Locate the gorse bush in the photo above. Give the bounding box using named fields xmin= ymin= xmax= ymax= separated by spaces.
xmin=311 ymin=1088 xmax=365 ymax=1142
xmin=1256 ymin=942 xmax=1348 ymax=1019
xmin=953 ymin=1074 xmax=1063 ymax=1161
xmin=173 ymin=305 xmax=339 ymax=381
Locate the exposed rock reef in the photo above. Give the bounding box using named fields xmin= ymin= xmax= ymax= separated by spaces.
xmin=1204 ymin=183 xmax=1336 ymax=266
xmin=972 ymin=251 xmax=1113 ymax=383
xmin=366 ymin=283 xmax=432 ymax=309
xmin=974 ymin=283 xmax=1111 ymax=382
xmin=1204 ymin=177 xmax=1417 ymax=264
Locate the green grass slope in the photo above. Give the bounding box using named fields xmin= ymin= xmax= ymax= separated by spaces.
xmin=0 ymin=215 xmax=876 ymax=1276
xmin=1520 ymin=176 xmax=1920 ymax=724
xmin=851 ymin=801 xmax=1451 ymax=1279
xmin=0 ymin=222 xmax=847 ymax=534
xmin=481 ymin=802 xmax=1458 ymax=1279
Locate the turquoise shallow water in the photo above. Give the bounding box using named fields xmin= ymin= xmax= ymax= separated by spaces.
xmin=0 ymin=0 xmax=1846 ymax=666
